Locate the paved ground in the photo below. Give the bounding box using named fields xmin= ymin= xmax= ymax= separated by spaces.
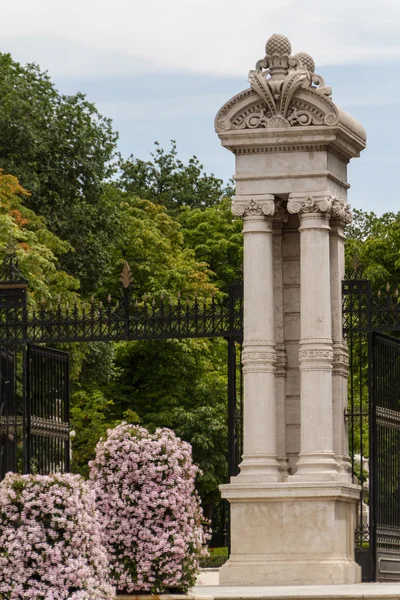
xmin=190 ymin=583 xmax=400 ymax=599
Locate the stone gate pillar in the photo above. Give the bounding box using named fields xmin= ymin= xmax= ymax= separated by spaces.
xmin=215 ymin=33 xmax=366 ymax=586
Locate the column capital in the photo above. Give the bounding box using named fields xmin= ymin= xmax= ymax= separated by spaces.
xmin=330 ymin=200 xmax=353 ymax=228
xmin=288 ymin=192 xmax=352 ymax=226
xmin=232 ymin=194 xmax=275 ymax=218
xmin=273 ymin=200 xmax=289 ymax=230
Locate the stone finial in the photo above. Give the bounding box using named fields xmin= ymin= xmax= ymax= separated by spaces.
xmin=265 ymin=34 xmax=292 ymax=57
xmin=294 ymin=52 xmax=315 ymax=74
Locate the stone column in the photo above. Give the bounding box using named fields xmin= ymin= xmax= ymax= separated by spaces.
xmin=288 ymin=193 xmax=338 ymax=481
xmin=330 ymin=202 xmax=353 ymax=480
xmin=273 ymin=203 xmax=289 ymax=478
xmin=233 ymin=195 xmax=281 ymax=482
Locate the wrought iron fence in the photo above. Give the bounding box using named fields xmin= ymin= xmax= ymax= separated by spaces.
xmin=343 ymin=277 xmax=400 ymax=582
xmin=0 ymin=250 xmax=244 ymax=501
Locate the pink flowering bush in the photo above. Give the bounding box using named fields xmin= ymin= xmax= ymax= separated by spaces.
xmin=0 ymin=472 xmax=115 ymax=600
xmin=89 ymin=423 xmax=209 ymax=594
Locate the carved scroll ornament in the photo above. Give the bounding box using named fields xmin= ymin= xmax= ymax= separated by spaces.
xmin=288 ymin=194 xmax=352 ymax=225
xmin=215 ymin=34 xmax=338 ymax=133
xmin=232 ymin=195 xmax=275 ymax=218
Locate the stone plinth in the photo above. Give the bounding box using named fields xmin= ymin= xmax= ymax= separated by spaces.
xmin=219 ymin=483 xmax=360 ymax=586
xmin=191 ymin=584 xmax=400 ymax=599
xmin=215 ymin=32 xmax=366 ymax=587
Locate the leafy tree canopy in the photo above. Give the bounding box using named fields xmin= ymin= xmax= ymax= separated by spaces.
xmin=118 ymin=141 xmax=234 ymax=213
xmin=0 ymin=54 xmax=119 ymax=293
xmin=345 ymin=208 xmax=400 ymax=286
xmin=177 ymin=198 xmax=243 ymax=291
xmin=102 ymin=189 xmax=218 ymax=299
xmin=0 ymin=169 xmax=78 ymax=302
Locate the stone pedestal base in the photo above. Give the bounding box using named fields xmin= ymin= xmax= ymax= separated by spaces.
xmin=219 ymin=481 xmax=361 ymax=587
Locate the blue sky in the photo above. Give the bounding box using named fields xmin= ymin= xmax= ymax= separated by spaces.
xmin=1 ymin=0 xmax=399 ymax=214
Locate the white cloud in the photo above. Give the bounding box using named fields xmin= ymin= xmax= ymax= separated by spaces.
xmin=0 ymin=0 xmax=399 ymax=77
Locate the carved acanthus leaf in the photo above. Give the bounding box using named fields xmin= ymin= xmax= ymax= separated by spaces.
xmin=288 ymin=195 xmax=332 ymax=215
xmin=215 ymin=34 xmax=338 ymax=133
xmin=331 ymin=199 xmax=353 ymax=225
xmin=232 ymin=196 xmax=275 ymax=218
xmin=287 ymin=194 xmax=352 ymax=226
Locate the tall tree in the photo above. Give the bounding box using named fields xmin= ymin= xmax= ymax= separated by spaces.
xmin=177 ymin=198 xmax=243 ymax=291
xmin=118 ymin=141 xmax=234 ymax=213
xmin=345 ymin=209 xmax=400 ymax=285
xmin=0 ymin=53 xmax=119 ymax=293
xmin=0 ymin=169 xmax=79 ymax=301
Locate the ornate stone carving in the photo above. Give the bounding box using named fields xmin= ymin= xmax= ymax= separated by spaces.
xmin=215 ymin=34 xmax=340 ymax=134
xmin=275 ymin=344 xmax=288 ymax=377
xmin=273 ymin=201 xmax=288 ymax=228
xmin=288 ymin=195 xmax=332 ymax=215
xmin=299 ymin=349 xmax=334 ymax=360
xmin=331 ymin=199 xmax=353 ymax=225
xmin=232 ymin=195 xmax=275 ymax=218
xmin=248 ymin=35 xmax=332 ymax=129
xmin=332 ymin=345 xmax=349 ymax=375
xmin=242 ymin=352 xmax=277 ymax=362
xmin=288 ymin=194 xmax=352 ymax=225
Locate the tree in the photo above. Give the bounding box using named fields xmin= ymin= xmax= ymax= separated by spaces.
xmin=105 ymin=338 xmax=229 ymax=507
xmin=0 ymin=169 xmax=79 ymax=302
xmin=0 ymin=54 xmax=119 ymax=293
xmin=345 ymin=209 xmax=400 ymax=286
xmin=118 ymin=141 xmax=234 ymax=213
xmin=177 ymin=198 xmax=243 ymax=291
xmin=101 ymin=191 xmax=217 ymax=298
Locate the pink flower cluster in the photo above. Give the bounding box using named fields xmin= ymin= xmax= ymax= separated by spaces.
xmin=0 ymin=472 xmax=115 ymax=600
xmin=89 ymin=423 xmax=209 ymax=594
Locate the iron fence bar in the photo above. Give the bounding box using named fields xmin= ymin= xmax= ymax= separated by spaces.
xmin=369 ymin=331 xmax=376 ymax=582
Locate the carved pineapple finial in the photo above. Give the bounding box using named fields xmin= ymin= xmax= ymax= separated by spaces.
xmin=294 ymin=52 xmax=316 ymax=74
xmin=265 ymin=34 xmax=292 ymax=57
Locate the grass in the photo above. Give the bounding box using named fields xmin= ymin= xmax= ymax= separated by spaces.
xmin=199 ymin=547 xmax=229 ymax=568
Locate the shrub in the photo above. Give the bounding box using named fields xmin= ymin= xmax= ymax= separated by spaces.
xmin=0 ymin=472 xmax=115 ymax=600
xmin=89 ymin=423 xmax=209 ymax=593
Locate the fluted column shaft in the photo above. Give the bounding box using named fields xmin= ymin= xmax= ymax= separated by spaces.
xmin=288 ymin=193 xmax=338 ymax=481
xmin=233 ymin=195 xmax=281 ymax=482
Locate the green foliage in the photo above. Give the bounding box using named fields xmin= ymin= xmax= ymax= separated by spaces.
xmin=345 ymin=209 xmax=400 ymax=285
xmin=0 ymin=53 xmax=119 ymax=293
xmin=199 ymin=547 xmax=228 ymax=568
xmin=70 ymin=390 xmax=115 ymax=479
xmin=118 ymin=141 xmax=234 ymax=213
xmin=177 ymin=198 xmax=243 ymax=291
xmin=103 ymin=193 xmax=217 ymax=298
xmin=0 ymin=169 xmax=79 ymax=303
xmin=95 ymin=338 xmax=229 ymax=504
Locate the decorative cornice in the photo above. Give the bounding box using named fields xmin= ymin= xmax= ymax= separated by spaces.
xmin=232 ymin=195 xmax=275 ymax=218
xmin=233 ymin=144 xmax=331 ymax=155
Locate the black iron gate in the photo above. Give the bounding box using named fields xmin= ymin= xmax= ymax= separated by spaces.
xmin=343 ymin=279 xmax=400 ymax=582
xmin=0 ymin=343 xmax=70 ymax=480
xmin=0 ymin=251 xmax=243 ymax=508
xmin=26 ymin=345 xmax=70 ymax=476
xmin=0 ymin=348 xmax=17 ymax=480
xmin=370 ymin=332 xmax=400 ymax=581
